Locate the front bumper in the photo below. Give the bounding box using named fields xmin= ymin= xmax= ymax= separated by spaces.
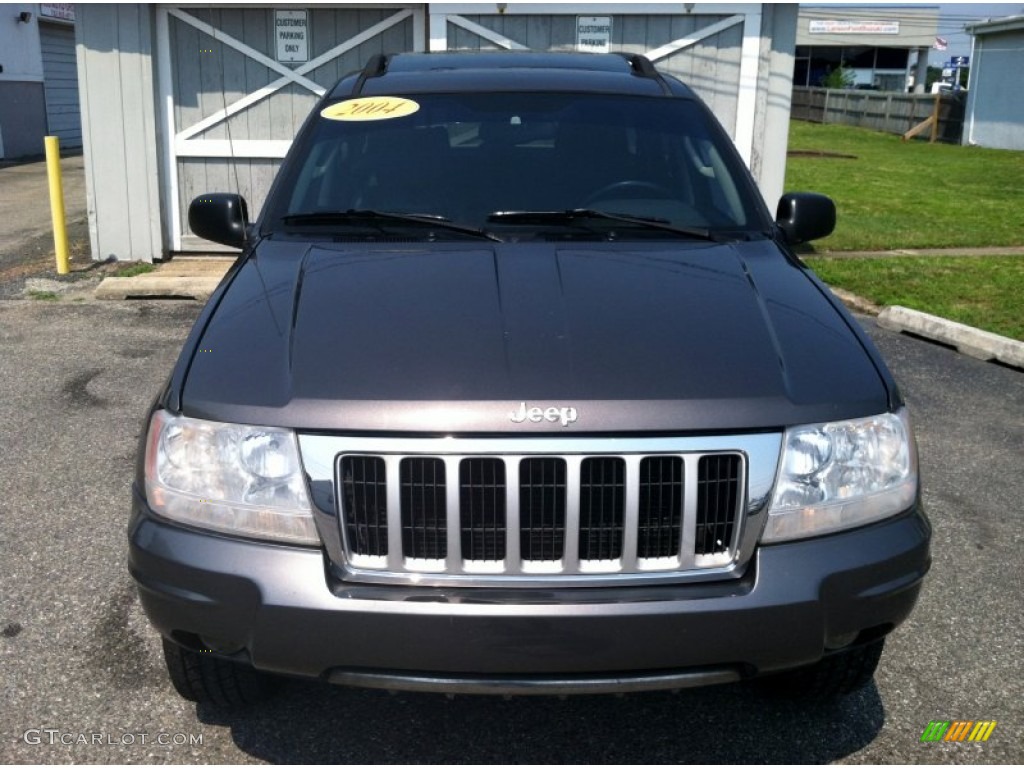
xmin=128 ymin=490 xmax=930 ymax=693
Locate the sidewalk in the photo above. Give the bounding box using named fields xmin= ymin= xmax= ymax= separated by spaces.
xmin=809 ymin=245 xmax=1024 ymax=258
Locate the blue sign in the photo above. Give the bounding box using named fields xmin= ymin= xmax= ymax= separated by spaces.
xmin=950 ymin=55 xmax=970 ymax=66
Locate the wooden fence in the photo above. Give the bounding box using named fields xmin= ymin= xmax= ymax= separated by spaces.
xmin=791 ymin=87 xmax=965 ymax=144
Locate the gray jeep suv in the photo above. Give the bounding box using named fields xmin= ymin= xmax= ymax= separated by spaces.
xmin=129 ymin=52 xmax=930 ymax=706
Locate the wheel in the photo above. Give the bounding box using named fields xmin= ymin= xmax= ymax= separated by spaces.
xmin=582 ymin=180 xmax=675 ymax=206
xmin=162 ymin=637 xmax=279 ymax=707
xmin=757 ymin=639 xmax=885 ymax=699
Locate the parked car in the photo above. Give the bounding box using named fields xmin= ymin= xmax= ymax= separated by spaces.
xmin=130 ymin=51 xmax=930 ymax=706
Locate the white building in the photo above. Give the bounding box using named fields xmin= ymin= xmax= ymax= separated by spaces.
xmin=0 ymin=2 xmax=81 ymax=159
xmin=794 ymin=6 xmax=939 ymax=92
xmin=963 ymin=14 xmax=1024 ymax=150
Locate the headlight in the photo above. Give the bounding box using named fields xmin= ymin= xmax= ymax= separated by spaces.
xmin=761 ymin=409 xmax=918 ymax=543
xmin=143 ymin=410 xmax=319 ymax=545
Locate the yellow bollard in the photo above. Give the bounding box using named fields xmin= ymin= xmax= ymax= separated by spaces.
xmin=44 ymin=135 xmax=70 ymax=275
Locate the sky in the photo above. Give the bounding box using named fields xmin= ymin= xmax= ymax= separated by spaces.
xmin=929 ymin=3 xmax=1023 ymax=63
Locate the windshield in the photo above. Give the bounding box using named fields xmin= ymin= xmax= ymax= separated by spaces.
xmin=267 ymin=92 xmax=767 ymax=238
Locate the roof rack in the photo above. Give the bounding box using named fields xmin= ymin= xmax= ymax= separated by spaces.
xmin=623 ymin=53 xmax=659 ymax=79
xmin=353 ymin=53 xmax=389 ymax=94
xmin=616 ymin=53 xmax=671 ymax=95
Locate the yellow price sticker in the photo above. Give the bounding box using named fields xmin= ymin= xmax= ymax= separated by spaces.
xmin=321 ymin=96 xmax=420 ymax=122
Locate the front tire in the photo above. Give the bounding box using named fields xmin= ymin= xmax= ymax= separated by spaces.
xmin=162 ymin=638 xmax=278 ymax=707
xmin=758 ymin=639 xmax=885 ymax=698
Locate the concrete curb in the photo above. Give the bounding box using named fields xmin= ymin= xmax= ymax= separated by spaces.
xmin=877 ymin=305 xmax=1024 ymax=369
xmin=95 ymin=275 xmax=220 ymax=301
xmin=830 ymin=287 xmax=881 ymax=316
xmin=94 ymin=257 xmax=234 ymax=301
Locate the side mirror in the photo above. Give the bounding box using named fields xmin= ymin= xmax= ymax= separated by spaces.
xmin=188 ymin=193 xmax=249 ymax=248
xmin=775 ymin=192 xmax=836 ymax=245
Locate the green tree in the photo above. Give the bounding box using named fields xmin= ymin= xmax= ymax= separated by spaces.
xmin=821 ymin=63 xmax=855 ymax=89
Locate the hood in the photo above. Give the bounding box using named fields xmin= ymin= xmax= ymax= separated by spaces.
xmin=180 ymin=238 xmax=888 ymax=432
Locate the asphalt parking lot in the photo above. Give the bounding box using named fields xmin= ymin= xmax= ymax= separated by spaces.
xmin=0 ymin=297 xmax=1021 ymax=764
xmin=0 ymin=155 xmax=90 ymax=289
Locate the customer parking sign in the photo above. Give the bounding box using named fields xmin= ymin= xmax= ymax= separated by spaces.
xmin=577 ymin=17 xmax=612 ymax=54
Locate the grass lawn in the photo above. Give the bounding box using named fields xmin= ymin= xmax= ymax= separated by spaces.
xmin=805 ymin=255 xmax=1024 ymax=341
xmin=785 ymin=121 xmax=1024 ymax=252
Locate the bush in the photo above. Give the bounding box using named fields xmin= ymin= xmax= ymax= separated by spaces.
xmin=821 ymin=65 xmax=855 ymax=90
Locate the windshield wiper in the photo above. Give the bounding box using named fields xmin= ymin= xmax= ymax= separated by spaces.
xmin=283 ymin=209 xmax=502 ymax=242
xmin=487 ymin=209 xmax=716 ymax=241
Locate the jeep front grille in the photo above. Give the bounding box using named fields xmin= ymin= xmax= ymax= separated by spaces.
xmin=696 ymin=454 xmax=742 ymax=556
xmin=519 ymin=458 xmax=567 ymax=562
xmin=460 ymin=458 xmax=506 ymax=561
xmin=340 ymin=455 xmax=388 ymax=557
xmin=336 ymin=449 xmax=745 ymax=579
xmin=300 ymin=434 xmax=781 ymax=586
xmin=637 ymin=456 xmax=683 ymax=559
xmin=400 ymin=457 xmax=447 ymax=560
xmin=579 ymin=457 xmax=626 ymax=561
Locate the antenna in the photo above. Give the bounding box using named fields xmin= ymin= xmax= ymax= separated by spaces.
xmin=209 ymin=6 xmax=243 ymax=237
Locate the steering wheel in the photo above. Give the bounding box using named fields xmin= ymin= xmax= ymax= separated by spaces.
xmin=582 ymin=180 xmax=676 ymax=206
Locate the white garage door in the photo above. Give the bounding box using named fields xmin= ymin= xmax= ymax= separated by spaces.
xmin=157 ymin=5 xmax=423 ymax=250
xmin=40 ymin=22 xmax=83 ymax=149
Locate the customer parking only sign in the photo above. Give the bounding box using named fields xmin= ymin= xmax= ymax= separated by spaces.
xmin=577 ymin=16 xmax=612 ymax=54
xmin=275 ymin=10 xmax=308 ymax=63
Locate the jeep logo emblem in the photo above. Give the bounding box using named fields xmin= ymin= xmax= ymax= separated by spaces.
xmin=509 ymin=402 xmax=579 ymax=427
